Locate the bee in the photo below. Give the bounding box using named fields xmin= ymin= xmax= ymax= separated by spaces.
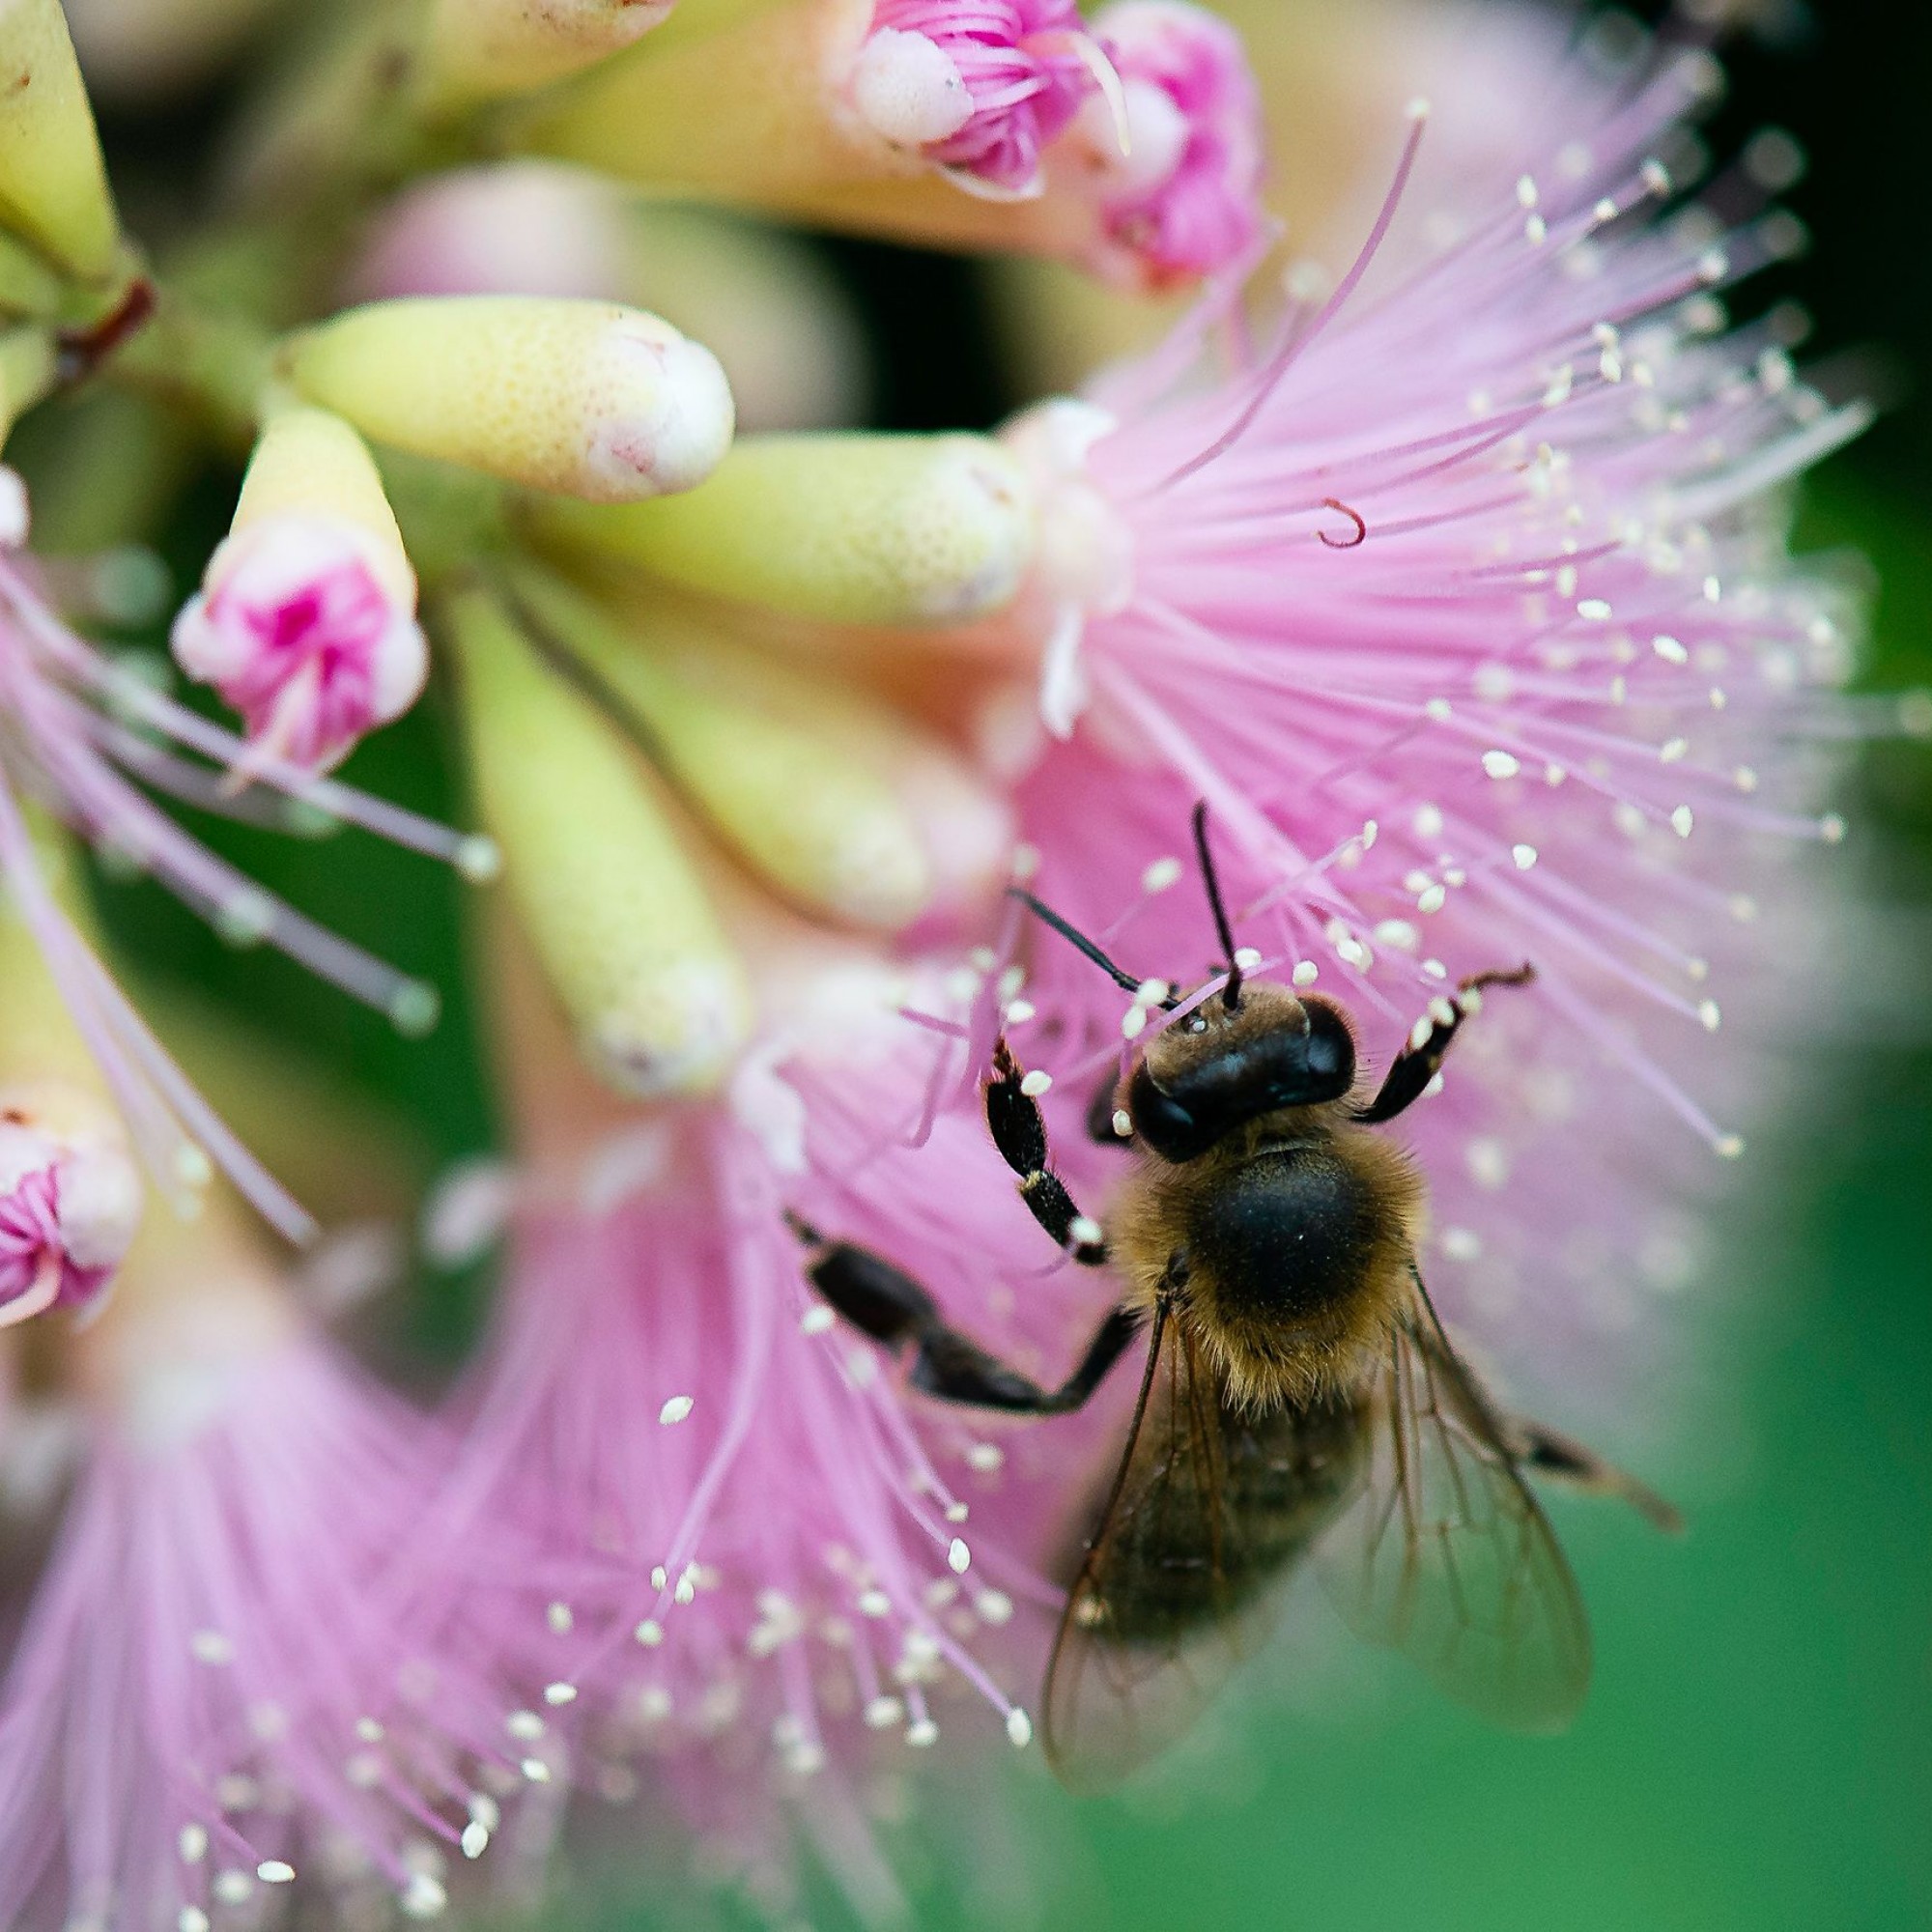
xmin=791 ymin=805 xmax=1678 ymax=1791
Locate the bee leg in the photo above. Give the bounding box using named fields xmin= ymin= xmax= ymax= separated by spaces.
xmin=1512 ymin=1414 xmax=1686 ymax=1534
xmin=984 ymin=1037 xmax=1109 ymax=1264
xmin=787 ymin=1213 xmax=1139 ymax=1414
xmin=1354 ymin=963 xmax=1536 ymax=1124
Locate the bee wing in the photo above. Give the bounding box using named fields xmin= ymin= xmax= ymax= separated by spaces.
xmin=1317 ymin=1280 xmax=1591 ymax=1731
xmin=1043 ymin=1306 xmax=1363 ymax=1791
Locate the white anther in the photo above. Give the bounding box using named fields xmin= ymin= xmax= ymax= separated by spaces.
xmin=1121 ymin=1005 xmax=1149 ymax=1039
xmin=1481 ymin=751 xmax=1521 ymax=781
xmin=1233 ymin=949 xmax=1263 ymax=971
xmin=948 ymin=1538 xmax=972 ymax=1575
xmin=658 ymin=1395 xmax=695 ymax=1426
xmin=544 ymin=1683 xmax=579 ymax=1706
xmin=1292 ymin=961 xmax=1318 ymax=986
xmin=461 ymin=1822 xmax=490 ymax=1861
xmin=1416 ymin=884 xmax=1447 ymax=914
xmin=1019 ymin=1069 xmax=1052 ymax=1098
xmin=1141 ymin=857 xmax=1182 ymax=894
xmin=257 ymin=1862 xmax=296 ymax=1886
xmin=1007 ymin=1708 xmax=1035 ymax=1747
xmin=1512 ymin=844 xmax=1538 ymax=869
xmin=1670 ymin=806 xmax=1694 ymax=838
xmin=635 ymin=1617 xmax=664 ymax=1646
xmin=801 ymin=1305 xmax=836 ymax=1335
xmin=1111 ymin=1109 xmax=1133 ymax=1140
xmin=1408 ymin=1018 xmax=1434 ymax=1052
xmin=1069 ymin=1216 xmax=1104 ymax=1249
xmin=906 ymin=1719 xmax=940 ymax=1747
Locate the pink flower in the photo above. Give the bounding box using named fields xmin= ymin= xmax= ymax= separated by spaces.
xmin=976 ymin=56 xmax=1875 ymax=1410
xmin=0 ymin=499 xmax=486 ymax=1241
xmin=0 ymin=1085 xmax=141 ymax=1327
xmin=852 ymin=0 xmax=1095 ymax=193
xmin=0 ymin=1241 xmax=539 ymax=1930
xmin=1071 ymin=1 xmax=1264 ymax=288
xmin=426 ymin=955 xmax=1104 ymax=1915
xmin=171 ymin=516 xmax=429 ymax=777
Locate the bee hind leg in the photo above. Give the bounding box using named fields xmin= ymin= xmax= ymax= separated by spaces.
xmin=985 ymin=1037 xmax=1111 ymax=1264
xmin=787 ymin=1212 xmax=1141 ymax=1414
xmin=1513 ymin=1415 xmax=1685 ymax=1534
xmin=1355 ymin=964 xmax=1536 ymax=1124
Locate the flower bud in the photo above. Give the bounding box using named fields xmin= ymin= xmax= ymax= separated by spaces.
xmin=534 ymin=431 xmax=1035 ymax=625
xmin=0 ymin=228 xmax=58 ymax=316
xmin=0 ymin=0 xmax=120 ymax=279
xmin=416 ymin=0 xmax=677 ymax=115
xmin=512 ymin=568 xmax=934 ymax=930
xmin=849 ymin=0 xmax=1094 ymax=193
xmin=284 ymin=297 xmax=735 ymax=503
xmin=1073 ymin=1 xmax=1263 ymax=289
xmin=0 ymin=1078 xmax=141 ymax=1328
xmin=0 ymin=323 xmax=52 ymax=440
xmin=446 ymin=583 xmax=753 ymax=1098
xmin=346 ymin=166 xmax=867 ymax=434
xmin=171 ymin=406 xmax=427 ymax=774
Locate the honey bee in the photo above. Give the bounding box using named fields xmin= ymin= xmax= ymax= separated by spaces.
xmin=792 ymin=805 xmax=1678 ymax=1790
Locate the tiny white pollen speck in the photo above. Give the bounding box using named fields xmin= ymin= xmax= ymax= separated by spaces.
xmin=1698 ymin=1001 xmax=1721 ymax=1033
xmin=1005 ymin=999 xmax=1036 ymax=1024
xmin=179 ymin=1911 xmax=210 ymax=1932
xmin=948 ymin=1538 xmax=972 ymax=1574
xmin=801 ymin=1305 xmax=836 ymax=1335
xmin=658 ymin=1395 xmax=695 ymax=1426
xmin=1069 ymin=1215 xmax=1103 ymax=1248
xmin=1134 ymin=978 xmax=1171 ymax=1006
xmin=859 ymin=1588 xmax=893 ymax=1618
xmin=650 ymin=1565 xmax=668 ymax=1590
xmin=1513 ymin=844 xmax=1538 ymax=869
xmin=190 ymin=1631 xmax=234 ymax=1666
xmin=635 ymin=1619 xmax=664 ymax=1647
xmin=1653 ymin=634 xmax=1690 ymax=664
xmin=1141 ymin=856 xmax=1182 ymax=894
xmin=506 ymin=1711 xmax=545 ymax=1742
xmin=1429 ymin=997 xmax=1457 ymax=1028
xmin=1019 ymin=1069 xmax=1052 ymax=1097
xmin=1481 ymin=751 xmax=1521 ymax=781
xmin=521 ymin=1758 xmax=551 ymax=1784
xmin=545 ymin=1682 xmax=579 ymax=1706
xmin=1671 ymin=806 xmax=1694 ymax=838
xmin=1007 ymin=1708 xmax=1035 ymax=1747
xmin=1820 ymin=813 xmax=1847 ymax=844
xmin=906 ymin=1718 xmax=940 ymax=1747
xmin=1010 ymin=842 xmax=1040 ymax=882
xmin=546 ymin=1601 xmax=574 ymax=1634
xmin=213 ymin=1872 xmax=253 ymax=1907
xmin=1121 ymin=1005 xmax=1148 ymax=1039
xmin=1661 ymin=737 xmax=1689 ymax=764
xmin=1406 ymin=96 xmax=1431 ymax=120
xmin=1111 ymin=1109 xmax=1133 ymax=1139
xmin=1422 ymin=959 xmax=1447 ymax=980
xmin=1516 ymin=174 xmax=1539 ymax=208
xmin=1234 ymin=948 xmax=1264 ymax=971
xmin=1409 ymin=1018 xmax=1434 ymax=1052
xmin=257 ymin=1862 xmax=296 ymax=1886
xmin=1417 ymin=883 xmax=1447 ymax=914
xmin=1292 ymin=961 xmax=1319 ymax=986
xmin=866 ymin=1695 xmax=905 ymax=1728
xmin=180 ymin=1826 xmax=209 ymax=1865
xmin=462 ymin=1822 xmax=490 ymax=1861
xmin=1715 ymin=1134 xmax=1746 ymax=1159
xmin=1577 ymin=598 xmax=1612 ymax=620
xmin=1425 ymin=696 xmax=1453 ymax=722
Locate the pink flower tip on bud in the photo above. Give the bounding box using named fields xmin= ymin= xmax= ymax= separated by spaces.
xmin=0 ymin=1080 xmax=141 ymax=1328
xmin=171 ymin=516 xmax=429 ymax=776
xmin=1073 ymin=0 xmax=1263 ymax=288
xmin=851 ymin=0 xmax=1096 ymax=195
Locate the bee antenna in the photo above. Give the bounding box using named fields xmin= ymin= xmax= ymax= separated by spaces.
xmin=1007 ymin=889 xmax=1147 ymax=997
xmin=1191 ymin=801 xmax=1243 ymax=1009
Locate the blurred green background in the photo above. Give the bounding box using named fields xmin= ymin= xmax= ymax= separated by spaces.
xmin=71 ymin=0 xmax=1932 ymax=1927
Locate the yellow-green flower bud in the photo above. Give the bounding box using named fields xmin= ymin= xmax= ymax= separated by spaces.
xmin=511 ymin=567 xmax=933 ymax=930
xmin=0 ymin=0 xmax=120 ymax=280
xmin=285 ymin=297 xmax=735 ymax=504
xmin=533 ymin=431 xmax=1035 ymax=625
xmin=417 ymin=0 xmax=676 ymax=115
xmin=0 ymin=226 xmax=58 ymax=316
xmin=445 ymin=582 xmax=752 ymax=1098
xmin=0 ymin=323 xmax=52 ymax=442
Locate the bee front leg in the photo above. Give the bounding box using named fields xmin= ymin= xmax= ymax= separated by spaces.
xmin=1355 ymin=964 xmax=1535 ymax=1124
xmin=985 ymin=1037 xmax=1110 ymax=1264
xmin=787 ymin=1213 xmax=1141 ymax=1414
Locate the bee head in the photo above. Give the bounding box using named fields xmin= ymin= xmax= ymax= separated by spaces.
xmin=1129 ymin=986 xmax=1357 ymax=1163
